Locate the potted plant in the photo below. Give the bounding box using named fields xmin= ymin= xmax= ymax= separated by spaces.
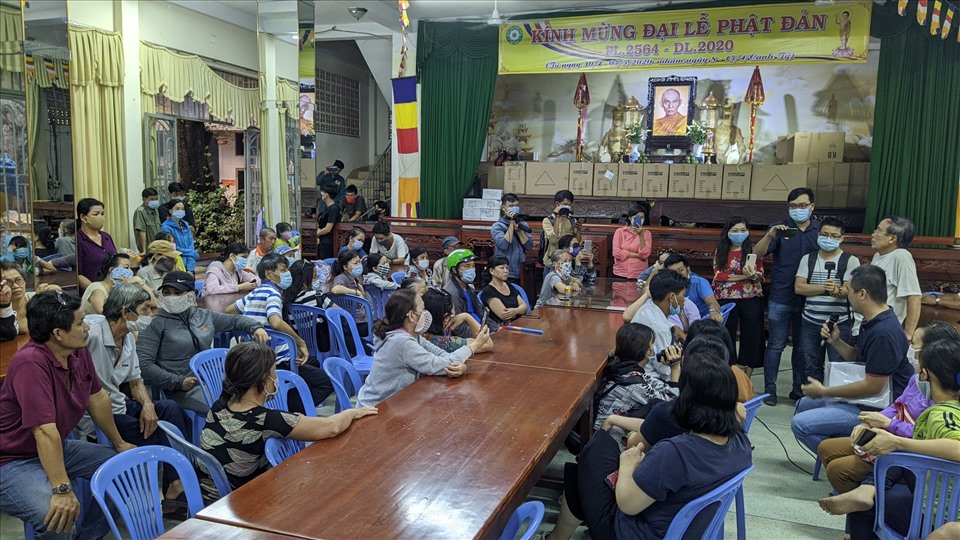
xmin=688 ymin=120 xmax=708 ymax=162
xmin=625 ymin=122 xmax=651 ymax=163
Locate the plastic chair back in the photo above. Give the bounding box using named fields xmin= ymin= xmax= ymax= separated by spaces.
xmin=288 ymin=304 xmax=327 ymax=361
xmin=90 ymin=446 xmax=205 ymax=540
xmin=323 ymin=356 xmax=363 ymax=412
xmin=874 ymin=452 xmax=960 ymax=540
xmin=391 ymin=271 xmax=406 ymax=286
xmin=157 ymin=420 xmax=233 ymax=500
xmin=265 ymin=437 xmax=305 ymax=467
xmin=194 ymin=280 xmax=203 ymax=298
xmin=189 ymin=348 xmax=231 ymax=409
xmin=265 ymin=369 xmax=318 ymax=416
xmin=368 ymin=287 xmax=393 ymax=319
xmin=720 ymin=302 xmax=736 ymax=325
xmin=742 ymin=394 xmax=768 ymax=433
xmin=500 ymin=500 xmax=545 ymax=540
xmin=237 ymin=329 xmax=298 ymax=374
xmin=324 ymin=307 xmax=374 ymax=375
xmin=509 ymin=283 xmax=532 ymax=314
xmin=323 ymin=257 xmax=336 ymax=266
xmin=328 ymin=294 xmax=374 ymax=341
xmin=662 ymin=465 xmax=754 ymax=540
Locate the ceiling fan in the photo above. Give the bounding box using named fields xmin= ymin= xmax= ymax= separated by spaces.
xmin=488 ymin=0 xmax=503 ymax=25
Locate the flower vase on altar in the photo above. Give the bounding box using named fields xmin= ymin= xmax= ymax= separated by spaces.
xmin=693 ymin=144 xmax=704 ymax=163
xmin=629 ymin=146 xmax=641 ymax=163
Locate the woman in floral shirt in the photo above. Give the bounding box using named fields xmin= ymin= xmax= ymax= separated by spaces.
xmin=712 ymin=216 xmax=765 ymax=376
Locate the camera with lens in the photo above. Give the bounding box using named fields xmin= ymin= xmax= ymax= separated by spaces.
xmin=512 ymin=213 xmax=529 ymax=222
xmin=558 ymin=207 xmax=572 ymax=217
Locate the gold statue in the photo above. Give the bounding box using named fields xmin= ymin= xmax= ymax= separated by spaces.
xmin=600 ymin=107 xmax=627 ymax=163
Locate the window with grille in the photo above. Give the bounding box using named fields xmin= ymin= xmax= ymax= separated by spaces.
xmin=316 ymin=69 xmax=359 ymax=138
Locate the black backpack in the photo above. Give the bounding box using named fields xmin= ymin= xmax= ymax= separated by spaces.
xmin=537 ymin=215 xmax=556 ymax=264
xmin=806 ymin=251 xmax=853 ymax=284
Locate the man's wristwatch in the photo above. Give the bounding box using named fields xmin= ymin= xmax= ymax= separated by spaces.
xmin=52 ymin=483 xmax=72 ymax=495
xmin=935 ymin=296 xmax=941 ymax=305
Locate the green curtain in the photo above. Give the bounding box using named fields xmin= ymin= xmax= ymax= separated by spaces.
xmin=863 ymin=2 xmax=960 ymax=237
xmin=417 ymin=22 xmax=498 ymax=219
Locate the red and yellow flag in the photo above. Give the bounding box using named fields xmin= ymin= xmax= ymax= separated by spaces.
xmin=918 ymin=0 xmax=929 ymax=24
xmin=931 ymin=1 xmax=943 ymax=34
xmin=898 ymin=0 xmax=908 ymax=15
xmin=944 ymin=6 xmax=955 ymax=38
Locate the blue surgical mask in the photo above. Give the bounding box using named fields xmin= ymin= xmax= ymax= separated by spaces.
xmin=235 ymin=256 xmax=248 ymax=272
xmin=147 ymin=200 xmax=160 ymax=210
xmin=818 ymin=237 xmax=841 ymax=252
xmin=508 ymin=206 xmax=520 ymax=215
xmin=352 ymin=240 xmax=364 ymax=250
xmin=789 ymin=208 xmax=812 ymax=223
xmin=461 ymin=268 xmax=476 ymax=283
xmin=14 ymin=247 xmax=29 ymax=260
xmin=172 ymin=210 xmax=187 ymax=220
xmin=632 ymin=216 xmax=644 ymax=228
xmin=110 ymin=267 xmax=134 ymax=286
xmin=350 ymin=264 xmax=363 ymax=278
xmin=669 ymin=294 xmax=681 ymax=316
xmin=727 ymin=231 xmax=749 ymax=245
xmin=312 ymin=277 xmax=322 ymax=290
xmin=277 ymin=271 xmax=293 ymax=290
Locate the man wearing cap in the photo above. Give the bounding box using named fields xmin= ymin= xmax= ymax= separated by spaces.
xmin=491 ymin=193 xmax=533 ymax=285
xmin=138 ymin=271 xmax=269 ymax=414
xmin=137 ymin=240 xmax=182 ymax=293
xmin=432 ymin=236 xmax=461 ymax=287
xmin=316 ymin=159 xmax=346 ymax=214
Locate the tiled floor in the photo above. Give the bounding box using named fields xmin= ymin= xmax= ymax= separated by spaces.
xmin=0 ymin=350 xmax=847 ymax=539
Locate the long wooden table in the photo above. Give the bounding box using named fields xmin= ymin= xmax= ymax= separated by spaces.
xmin=161 ymin=519 xmax=299 ymax=538
xmin=196 ymin=360 xmax=598 ymax=539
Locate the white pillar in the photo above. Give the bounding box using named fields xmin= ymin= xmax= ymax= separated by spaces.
xmin=119 ymin=0 xmax=143 ymax=249
xmin=259 ymin=35 xmax=283 ymax=226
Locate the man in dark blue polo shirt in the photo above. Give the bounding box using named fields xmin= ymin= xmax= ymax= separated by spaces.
xmin=754 ymin=188 xmax=821 ymax=405
xmin=790 ymin=264 xmax=912 ymax=453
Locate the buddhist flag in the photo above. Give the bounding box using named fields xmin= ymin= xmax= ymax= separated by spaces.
xmin=898 ymin=0 xmax=908 ymax=15
xmin=944 ymin=5 xmax=954 ymax=38
xmin=931 ymin=1 xmax=943 ymax=34
xmin=392 ymin=76 xmax=420 ymax=218
xmin=918 ymin=0 xmax=929 ymax=25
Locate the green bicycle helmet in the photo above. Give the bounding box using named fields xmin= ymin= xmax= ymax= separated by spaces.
xmin=446 ymin=248 xmax=477 ymax=270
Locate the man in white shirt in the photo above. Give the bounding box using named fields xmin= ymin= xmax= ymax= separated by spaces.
xmin=630 ymin=269 xmax=689 ymax=382
xmin=868 ymin=216 xmax=921 ymax=339
xmin=370 ymin=221 xmax=409 ymax=266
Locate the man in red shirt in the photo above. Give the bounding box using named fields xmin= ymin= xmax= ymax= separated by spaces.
xmin=0 ymin=291 xmax=135 ymax=538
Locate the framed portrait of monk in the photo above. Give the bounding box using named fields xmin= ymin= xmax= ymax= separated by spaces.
xmin=646 ymin=76 xmax=697 ymax=151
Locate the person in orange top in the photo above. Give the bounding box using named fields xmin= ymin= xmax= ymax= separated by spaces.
xmin=246 ymin=228 xmax=276 ymax=275
xmin=612 ymin=203 xmax=653 ymax=280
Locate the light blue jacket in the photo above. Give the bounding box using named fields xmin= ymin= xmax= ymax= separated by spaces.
xmin=490 ymin=216 xmax=533 ymax=279
xmin=161 ymin=218 xmax=199 ymax=272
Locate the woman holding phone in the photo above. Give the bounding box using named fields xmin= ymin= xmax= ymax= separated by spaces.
xmin=421 ymin=289 xmax=494 ymax=354
xmin=612 ymin=204 xmax=653 ymax=280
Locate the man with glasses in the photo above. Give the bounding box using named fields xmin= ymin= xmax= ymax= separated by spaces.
xmin=754 ymin=187 xmax=821 ymax=405
xmin=868 ymin=216 xmax=921 ymax=339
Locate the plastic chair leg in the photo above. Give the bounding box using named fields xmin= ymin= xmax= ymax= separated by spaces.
xmin=735 ymin=486 xmax=746 ymax=540
xmin=184 ymin=409 xmax=205 ymax=446
xmin=812 ymin=457 xmax=822 ymax=481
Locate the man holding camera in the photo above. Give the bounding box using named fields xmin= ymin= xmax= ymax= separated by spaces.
xmin=315 ymin=159 xmax=346 ymax=214
xmin=541 ymin=190 xmax=582 ymax=272
xmin=491 ymin=193 xmax=533 ymax=284
xmin=754 ymin=187 xmax=821 ymax=406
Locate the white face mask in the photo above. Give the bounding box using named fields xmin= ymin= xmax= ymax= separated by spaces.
xmin=417 ymin=259 xmax=430 ymax=270
xmin=127 ymin=313 xmax=153 ymax=333
xmin=907 ymin=345 xmax=920 ymax=369
xmin=413 ymin=310 xmax=433 ymax=334
xmin=160 ymin=293 xmax=196 ymax=314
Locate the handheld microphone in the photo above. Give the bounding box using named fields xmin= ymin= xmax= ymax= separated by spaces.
xmin=821 ymin=314 xmax=840 ymax=347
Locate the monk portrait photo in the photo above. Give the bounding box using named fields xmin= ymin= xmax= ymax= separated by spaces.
xmin=652 ymin=86 xmax=689 ymax=136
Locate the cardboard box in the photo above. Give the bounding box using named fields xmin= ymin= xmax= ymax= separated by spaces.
xmin=750 ymin=165 xmax=810 ymax=202
xmin=816 ymin=162 xmax=850 ymax=207
xmin=488 ymin=162 xmax=526 ymax=194
xmin=569 ymin=163 xmax=594 ymax=196
xmin=848 ymin=163 xmax=870 ymax=207
xmin=479 ymin=198 xmax=500 ymax=210
xmin=617 ymin=163 xmax=643 ymax=198
xmin=482 ymin=188 xmax=503 ymax=201
xmin=777 ymin=131 xmax=844 ymax=164
xmin=463 ymin=198 xmax=484 ymax=210
xmin=694 ymin=164 xmax=723 ymax=199
xmin=525 ymin=162 xmax=570 ymax=196
xmin=721 ymin=165 xmax=752 ymax=200
xmin=462 ymin=207 xmax=499 ymax=222
xmin=642 ymin=164 xmax=669 ymax=198
xmin=668 ymin=164 xmax=697 ymax=198
xmin=593 ymin=163 xmax=620 ymax=198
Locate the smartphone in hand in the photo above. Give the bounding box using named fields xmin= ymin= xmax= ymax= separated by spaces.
xmin=775 ymin=227 xmax=799 ymax=239
xmin=745 ymin=253 xmax=757 ymax=267
xmin=479 ymin=307 xmax=490 ymax=329
xmin=854 ymin=429 xmax=877 ymax=448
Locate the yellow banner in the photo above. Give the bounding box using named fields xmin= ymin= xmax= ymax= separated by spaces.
xmin=499 ymin=2 xmax=872 ymax=74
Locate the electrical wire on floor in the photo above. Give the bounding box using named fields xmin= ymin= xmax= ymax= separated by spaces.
xmin=754 ymin=416 xmax=814 ymax=476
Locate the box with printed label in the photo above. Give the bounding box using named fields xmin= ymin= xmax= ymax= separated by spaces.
xmin=482 ymin=188 xmax=503 ymax=201
xmin=463 ymin=198 xmax=484 ymax=209
xmin=641 ymin=163 xmax=669 ymax=198
xmin=668 ymin=164 xmax=697 ymax=198
xmin=721 ymin=165 xmax=752 ymax=200
xmin=488 ymin=162 xmax=526 ymax=194
xmin=479 ymin=198 xmax=501 ymax=210
xmin=462 ymin=207 xmax=499 ymax=221
xmin=569 ymin=163 xmax=594 ymax=196
xmin=817 ymin=162 xmax=850 ymax=207
xmin=847 ymin=163 xmax=870 ymax=207
xmin=694 ymin=164 xmax=723 ymax=199
xmin=593 ymin=163 xmax=620 ymax=197
xmin=525 ymin=162 xmax=570 ymax=196
xmin=617 ymin=164 xmax=643 ymax=198
xmin=777 ymin=131 xmax=844 ymax=163
xmin=750 ymin=165 xmax=809 ymax=202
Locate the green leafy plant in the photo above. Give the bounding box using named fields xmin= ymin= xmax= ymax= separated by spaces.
xmin=625 ymin=122 xmax=649 ymax=144
xmin=687 ymin=120 xmax=708 ymax=145
xmin=187 ymin=187 xmax=245 ymax=253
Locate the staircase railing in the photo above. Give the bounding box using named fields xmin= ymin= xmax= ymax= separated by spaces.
xmin=357 ymin=143 xmax=391 ymax=206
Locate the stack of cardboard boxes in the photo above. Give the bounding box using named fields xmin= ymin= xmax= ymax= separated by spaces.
xmin=462 ymin=188 xmax=503 ymax=222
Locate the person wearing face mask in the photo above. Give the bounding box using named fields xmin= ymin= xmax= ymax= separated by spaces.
xmin=81 ymin=253 xmax=143 ymax=315
xmin=753 ymin=187 xmax=822 ymax=405
xmin=203 ymin=243 xmax=259 ymax=296
xmin=442 ymin=249 xmax=489 ymax=335
xmin=139 ymin=271 xmax=269 ymax=414
xmin=628 ymin=269 xmax=690 ymax=383
xmin=490 ymin=193 xmax=533 ymax=283
xmin=138 ymin=240 xmax=184 ymax=291
xmin=406 ymin=247 xmax=433 ymax=282
xmin=558 ymin=234 xmax=598 ymax=286
xmin=330 ymin=249 xmax=371 ymax=329
xmin=370 ymin=221 xmax=409 ymax=266
xmin=819 ymin=338 xmax=960 ymax=540
xmin=357 ymin=289 xmax=488 ymax=407
xmin=541 ymin=190 xmax=582 ymax=272
xmin=283 ymin=260 xmax=338 ymax=355
xmin=794 ymin=217 xmax=861 ymax=384
xmin=363 ymin=253 xmax=400 ymax=292
xmin=1 ymin=263 xmax=29 ymax=335
xmin=203 ymin=343 xmax=377 ymax=489
xmin=421 ymin=288 xmax=494 ymax=354
xmin=161 ymin=200 xmax=199 ymax=273
xmin=535 ymin=250 xmax=583 ymax=309
xmin=432 ymin=236 xmax=461 ymax=288
xmin=273 ymin=222 xmax=302 ymax=261
xmin=133 ymin=188 xmax=162 ymax=256
xmin=158 ymin=182 xmax=196 ymax=235
xmin=338 ymin=184 xmax=367 ymax=222
xmin=792 ymin=265 xmax=914 ymax=454
xmin=76 ymin=197 xmax=117 ymax=290
xmin=613 ymin=203 xmax=653 ymax=280
xmin=315 ymin=185 xmax=342 ymax=260
xmin=3 ymin=235 xmax=32 ymax=275
xmin=338 ymin=227 xmax=368 ymax=259
xmin=0 ymin=278 xmax=17 ymax=341
xmin=82 ymin=285 xmax=188 ymax=506
xmin=816 ymin=320 xmax=958 ymax=497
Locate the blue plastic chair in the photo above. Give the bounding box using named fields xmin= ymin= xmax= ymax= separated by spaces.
xmin=265 ymin=369 xmax=318 ymax=416
xmin=368 ymin=287 xmax=393 ymax=319
xmin=662 ymin=465 xmax=754 ymax=540
xmin=734 ymin=394 xmax=769 ymax=540
xmin=90 ymin=446 xmax=205 ymax=540
xmin=325 ymin=307 xmax=374 ymax=375
xmin=288 ymin=304 xmax=328 ymax=361
xmin=264 ymin=438 xmax=305 ymax=467
xmin=237 ymin=329 xmax=299 ymax=375
xmin=189 ymin=348 xmax=231 ymax=409
xmin=874 ymin=452 xmax=960 ymax=540
xmin=194 ymin=280 xmax=203 ymax=298
xmin=156 ymin=420 xmax=233 ymax=501
xmin=720 ymin=302 xmax=736 ymax=325
xmin=500 ymin=500 xmax=545 ymax=540
xmin=323 ymin=257 xmax=336 ymax=266
xmin=509 ymin=283 xmax=533 ymax=314
xmin=323 ymin=356 xmax=363 ymax=412
xmin=151 ymin=386 xmax=205 ymax=446
xmin=391 ymin=270 xmax=406 ymax=286
xmin=328 ymin=294 xmax=374 ymax=343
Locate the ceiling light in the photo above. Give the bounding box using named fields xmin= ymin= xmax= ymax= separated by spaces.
xmin=348 ymin=7 xmax=367 ymax=21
